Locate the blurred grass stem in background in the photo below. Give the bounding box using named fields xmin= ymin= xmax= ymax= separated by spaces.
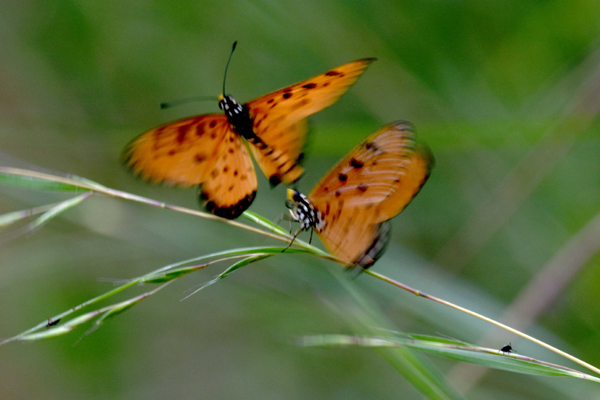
xmin=435 ymin=41 xmax=600 ymax=272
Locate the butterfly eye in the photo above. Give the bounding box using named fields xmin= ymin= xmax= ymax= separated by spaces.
xmin=286 ymin=188 xmax=304 ymax=203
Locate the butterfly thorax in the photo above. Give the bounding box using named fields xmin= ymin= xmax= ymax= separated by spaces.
xmin=218 ymin=95 xmax=264 ymax=144
xmin=287 ymin=189 xmax=325 ymax=232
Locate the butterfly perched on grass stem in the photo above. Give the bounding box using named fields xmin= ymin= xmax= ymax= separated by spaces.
xmin=123 ymin=41 xmax=375 ymax=219
xmin=286 ymin=121 xmax=434 ymax=269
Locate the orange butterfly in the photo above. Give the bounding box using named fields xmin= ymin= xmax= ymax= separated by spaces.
xmin=286 ymin=121 xmax=434 ymax=269
xmin=123 ymin=42 xmax=375 ymax=219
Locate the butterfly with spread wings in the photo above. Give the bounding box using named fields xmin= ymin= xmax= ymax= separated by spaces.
xmin=286 ymin=121 xmax=434 ymax=269
xmin=124 ymin=42 xmax=375 ymax=219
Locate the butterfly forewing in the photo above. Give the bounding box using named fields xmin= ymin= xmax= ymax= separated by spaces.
xmin=246 ymin=58 xmax=376 ymax=185
xmin=377 ymin=143 xmax=434 ymax=221
xmin=124 ymin=115 xmax=229 ymax=186
xmin=306 ymin=121 xmax=433 ymax=266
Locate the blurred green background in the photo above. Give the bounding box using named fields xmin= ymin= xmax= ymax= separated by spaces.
xmin=1 ymin=0 xmax=600 ymax=398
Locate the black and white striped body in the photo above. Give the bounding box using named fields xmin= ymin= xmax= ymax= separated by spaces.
xmin=287 ymin=189 xmax=326 ymax=232
xmin=218 ymin=95 xmax=264 ymax=147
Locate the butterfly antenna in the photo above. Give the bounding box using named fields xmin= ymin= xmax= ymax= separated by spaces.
xmin=159 ymin=96 xmax=217 ymax=109
xmin=222 ymin=41 xmax=238 ymax=96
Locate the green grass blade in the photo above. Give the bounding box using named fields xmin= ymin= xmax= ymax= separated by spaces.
xmin=376 ymin=347 xmax=464 ymax=400
xmin=302 ymin=334 xmax=600 ymax=384
xmin=94 ymin=296 xmax=146 ymax=325
xmin=328 ymin=277 xmax=464 ymax=399
xmin=17 ymin=283 xmax=171 ymax=342
xmin=3 ymin=246 xmax=305 ymax=345
xmin=182 ymin=254 xmax=273 ymax=299
xmin=143 ymin=264 xmax=209 ymax=283
xmin=18 ymin=313 xmax=99 ymax=341
xmin=28 ymin=192 xmax=92 ymax=230
xmin=143 ymin=246 xmax=312 ymax=281
xmin=242 ymin=210 xmax=289 ymax=236
xmin=0 ymin=169 xmax=85 ymax=191
xmin=241 ymin=211 xmax=336 ymax=260
xmin=0 ymin=203 xmax=61 ymax=228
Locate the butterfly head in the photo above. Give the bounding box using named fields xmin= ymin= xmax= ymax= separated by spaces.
xmin=218 ymin=94 xmax=244 ymax=118
xmin=286 ymin=189 xmax=325 ymax=232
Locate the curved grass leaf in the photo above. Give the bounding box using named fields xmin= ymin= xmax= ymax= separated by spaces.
xmin=28 ymin=192 xmax=92 ymax=230
xmin=301 ymin=334 xmax=600 ymax=383
xmin=0 ymin=203 xmax=58 ymax=228
xmin=3 ymin=247 xmax=298 ymax=345
xmin=13 ymin=283 xmax=171 ymax=343
xmin=242 ymin=210 xmax=289 ymax=236
xmin=0 ymin=169 xmax=84 ymax=191
xmin=143 ymin=246 xmax=313 ymax=282
xmin=143 ymin=264 xmax=210 ymax=283
xmin=18 ymin=312 xmax=99 ymax=341
xmin=182 ymin=254 xmax=273 ymax=299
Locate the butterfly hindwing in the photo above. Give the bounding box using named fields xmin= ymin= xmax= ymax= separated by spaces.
xmin=123 ymin=114 xmax=230 ymax=186
xmin=199 ymin=129 xmax=258 ymax=219
xmin=125 ymin=113 xmax=257 ymax=219
xmin=314 ymin=200 xmax=391 ymax=268
xmin=248 ymin=119 xmax=307 ymax=186
xmin=306 ymin=121 xmax=433 ymax=267
xmin=246 ymin=58 xmax=376 ymax=185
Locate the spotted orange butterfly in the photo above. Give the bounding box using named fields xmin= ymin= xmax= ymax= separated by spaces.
xmin=286 ymin=121 xmax=434 ymax=269
xmin=123 ymin=43 xmax=375 ymax=219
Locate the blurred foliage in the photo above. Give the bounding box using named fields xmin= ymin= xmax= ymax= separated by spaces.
xmin=1 ymin=0 xmax=600 ymax=399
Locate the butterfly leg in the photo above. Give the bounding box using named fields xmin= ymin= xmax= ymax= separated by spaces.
xmin=273 ymin=212 xmax=290 ymax=227
xmin=273 ymin=212 xmax=296 ymax=234
xmin=309 ymin=228 xmax=313 ymax=244
xmin=282 ymin=228 xmax=302 ymax=253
